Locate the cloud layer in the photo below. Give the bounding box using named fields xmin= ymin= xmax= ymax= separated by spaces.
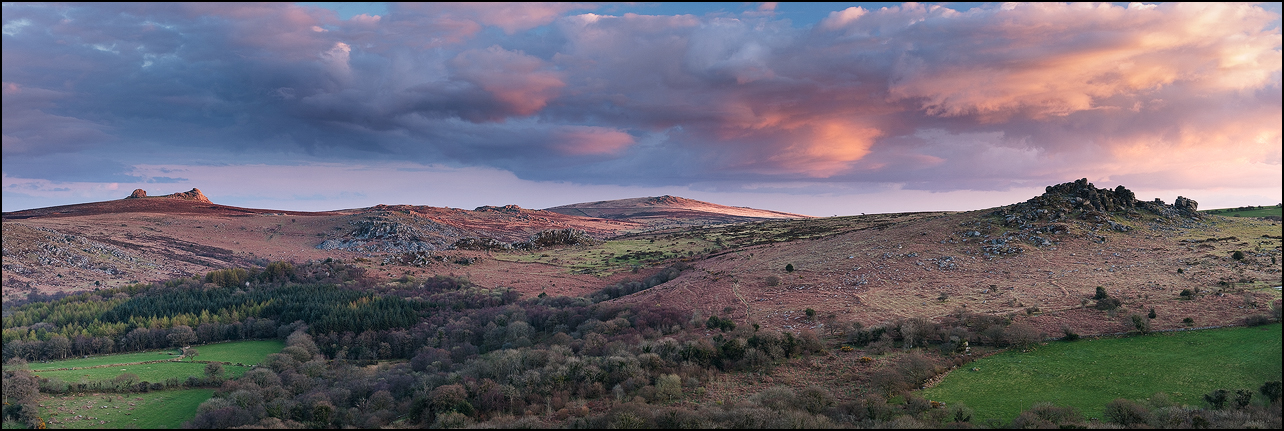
xmin=3 ymin=2 xmax=1280 ymax=211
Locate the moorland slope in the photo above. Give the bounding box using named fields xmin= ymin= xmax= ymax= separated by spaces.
xmin=3 ymin=181 xmax=1280 ymax=338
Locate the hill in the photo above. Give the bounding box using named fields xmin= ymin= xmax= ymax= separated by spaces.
xmin=3 ymin=181 xmax=1280 ymax=339
xmin=1 ymin=191 xmax=787 ymax=300
xmin=3 ymin=180 xmax=1280 ymax=430
xmin=607 ymin=179 xmax=1281 ymax=337
xmin=544 ymin=195 xmax=811 ymax=232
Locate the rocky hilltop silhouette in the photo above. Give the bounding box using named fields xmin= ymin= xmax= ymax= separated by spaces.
xmin=124 ymin=188 xmax=211 ymax=203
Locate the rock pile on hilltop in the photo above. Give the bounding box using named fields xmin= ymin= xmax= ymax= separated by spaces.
xmin=646 ymin=195 xmax=689 ymax=206
xmin=997 ymin=178 xmax=1200 ymax=229
xmin=318 ymin=214 xmax=463 ymax=253
xmin=167 ymin=188 xmax=210 ymax=202
xmin=526 ymin=228 xmax=601 ymax=248
xmin=123 ymin=188 xmax=211 ymax=203
xmin=960 ymin=178 xmax=1206 ymax=257
xmin=474 ymin=204 xmax=524 ymax=213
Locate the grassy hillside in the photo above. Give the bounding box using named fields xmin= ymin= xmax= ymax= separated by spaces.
xmin=28 ymin=350 xmax=181 ymax=371
xmin=181 ymin=339 xmax=283 ymax=364
xmin=33 ymin=361 xmax=250 ymax=385
xmin=39 ymin=389 xmax=215 ymax=429
xmin=921 ymin=323 xmax=1283 ymax=423
xmin=1202 ymin=204 xmax=1282 ymax=218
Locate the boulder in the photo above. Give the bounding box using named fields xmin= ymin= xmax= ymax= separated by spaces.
xmin=1174 ymin=196 xmax=1199 ymax=217
xmin=521 ymin=228 xmax=602 ymax=249
xmin=164 ymin=188 xmax=210 ymax=203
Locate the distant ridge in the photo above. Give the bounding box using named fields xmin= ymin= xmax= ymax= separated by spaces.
xmin=543 ymin=195 xmax=809 ymax=230
xmin=1 ymin=194 xmax=331 ymax=220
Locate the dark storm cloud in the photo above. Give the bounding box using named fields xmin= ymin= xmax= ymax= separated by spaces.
xmin=2 ymin=2 xmax=1279 ymax=192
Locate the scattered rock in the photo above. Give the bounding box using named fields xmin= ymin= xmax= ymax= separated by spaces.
xmin=452 ymin=237 xmax=513 ymax=251
xmin=521 ymin=229 xmax=602 ymax=249
xmin=995 ymin=178 xmax=1201 ymax=227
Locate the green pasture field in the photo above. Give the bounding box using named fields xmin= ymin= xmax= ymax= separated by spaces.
xmin=1202 ymin=205 xmax=1282 ymax=218
xmin=182 ymin=339 xmax=283 ymax=364
xmin=38 ymin=389 xmax=215 ymax=429
xmin=920 ymin=323 xmax=1282 ymax=424
xmin=33 ymin=361 xmax=249 ymax=385
xmin=27 ymin=349 xmax=181 ymax=371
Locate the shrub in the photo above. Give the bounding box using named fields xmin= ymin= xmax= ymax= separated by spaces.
xmin=753 ymin=386 xmax=797 ymax=411
xmin=204 ymin=362 xmax=224 ymax=378
xmin=1095 ymin=296 xmax=1122 ymax=311
xmin=1243 ymin=314 xmax=1272 ymax=327
xmin=1260 ymin=381 xmax=1282 ymax=403
xmin=797 ymin=386 xmax=836 ymax=414
xmin=947 ymin=403 xmax=974 ymax=423
xmin=431 ymin=411 xmax=473 ymax=429
xmin=1130 ymin=314 xmax=1150 ymax=333
xmin=1204 ymin=389 xmax=1229 ymax=409
xmin=1003 ymin=322 xmax=1043 ymax=349
xmin=804 ymin=308 xmax=816 ymax=320
xmin=1148 ymin=308 xmax=1157 ymax=319
xmin=1060 ymin=326 xmax=1080 ymax=341
xmin=785 ymin=263 xmax=795 ymax=272
xmin=706 ymin=316 xmax=735 ymax=332
xmin=1180 ymin=289 xmax=1194 ymax=299
xmin=429 ymin=384 xmax=471 ymax=415
xmin=655 ymin=374 xmax=682 ymax=402
xmin=1103 ymin=398 xmax=1153 ymax=426
xmin=1094 ymin=286 xmax=1109 ymax=301
xmin=1233 ymin=389 xmax=1253 ymax=409
xmin=1014 ymin=402 xmax=1084 ymax=428
xmin=870 ymin=369 xmax=910 ymax=396
xmin=1183 ymin=317 xmax=1195 ymax=326
xmin=653 ymin=407 xmax=703 ymax=429
xmin=1232 ymin=251 xmax=1245 ymax=261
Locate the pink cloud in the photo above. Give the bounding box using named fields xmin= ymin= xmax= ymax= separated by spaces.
xmin=767 ymin=121 xmax=882 ymax=177
xmin=380 ymin=2 xmax=595 ymax=50
xmin=879 ymin=3 xmax=1281 ymax=118
xmin=451 ymin=2 xmax=596 ymax=34
xmin=550 ymin=126 xmax=635 ymax=156
xmin=2 ymin=2 xmax=1278 ymax=205
xmin=450 ymin=46 xmax=566 ymax=117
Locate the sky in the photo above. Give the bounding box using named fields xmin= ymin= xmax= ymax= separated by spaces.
xmin=3 ymin=2 xmax=1281 ymax=216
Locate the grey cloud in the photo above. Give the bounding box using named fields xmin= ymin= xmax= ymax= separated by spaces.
xmin=2 ymin=2 xmax=1279 ymax=193
xmin=1 ymin=153 xmax=142 ymax=183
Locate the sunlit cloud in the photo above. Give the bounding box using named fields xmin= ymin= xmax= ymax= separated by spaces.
xmin=2 ymin=2 xmax=1279 ymax=213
